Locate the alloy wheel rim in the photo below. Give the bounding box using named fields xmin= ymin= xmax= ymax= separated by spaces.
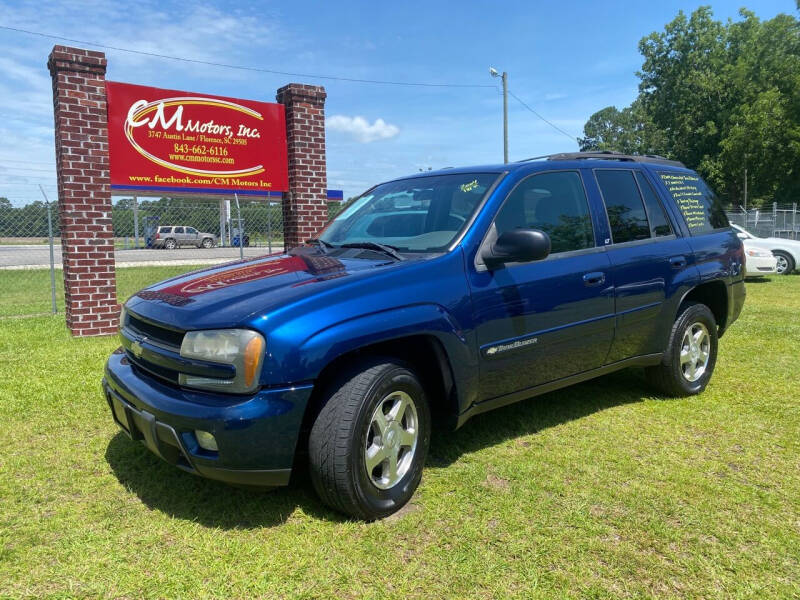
xmin=680 ymin=322 xmax=710 ymax=382
xmin=364 ymin=390 xmax=419 ymax=490
xmin=775 ymin=255 xmax=788 ymax=273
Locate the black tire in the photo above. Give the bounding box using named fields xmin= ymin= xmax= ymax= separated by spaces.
xmin=645 ymin=302 xmax=719 ymax=397
xmin=164 ymin=238 xmax=177 ymax=250
xmin=308 ymin=358 xmax=431 ymax=520
xmin=773 ymin=250 xmax=795 ymax=275
xmin=201 ymin=237 xmax=214 ymax=249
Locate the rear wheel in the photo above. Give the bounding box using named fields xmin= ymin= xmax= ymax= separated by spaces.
xmin=164 ymin=238 xmax=177 ymax=250
xmin=308 ymin=358 xmax=431 ymax=520
xmin=773 ymin=251 xmax=794 ymax=275
xmin=646 ymin=302 xmax=718 ymax=397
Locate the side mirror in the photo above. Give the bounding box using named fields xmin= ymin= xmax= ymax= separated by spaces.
xmin=482 ymin=228 xmax=551 ymax=270
xmin=736 ymin=232 xmax=748 ymax=240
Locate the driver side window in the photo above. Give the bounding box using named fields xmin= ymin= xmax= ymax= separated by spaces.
xmin=494 ymin=171 xmax=595 ymax=254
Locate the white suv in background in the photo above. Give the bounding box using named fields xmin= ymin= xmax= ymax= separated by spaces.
xmin=732 ymin=224 xmax=800 ymax=275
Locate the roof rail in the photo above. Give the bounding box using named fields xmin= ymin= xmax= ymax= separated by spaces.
xmin=518 ymin=150 xmax=685 ymax=168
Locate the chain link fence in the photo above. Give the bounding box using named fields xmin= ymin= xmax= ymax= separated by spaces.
xmin=725 ymin=203 xmax=799 ymax=239
xmin=1 ymin=197 xmax=346 ymax=317
xmin=0 ymin=202 xmax=62 ymax=318
xmin=111 ymin=197 xmax=287 ymax=302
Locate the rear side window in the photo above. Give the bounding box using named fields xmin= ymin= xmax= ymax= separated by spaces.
xmin=173 ymin=227 xmax=184 ymax=234
xmin=494 ymin=171 xmax=594 ymax=254
xmin=595 ymin=170 xmax=650 ymax=243
xmin=635 ymin=172 xmax=672 ymax=237
xmin=657 ymin=171 xmax=729 ymax=233
xmin=158 ymin=226 xmax=171 ymax=233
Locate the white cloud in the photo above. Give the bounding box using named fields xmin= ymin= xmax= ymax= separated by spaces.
xmin=326 ymin=115 xmax=399 ymax=143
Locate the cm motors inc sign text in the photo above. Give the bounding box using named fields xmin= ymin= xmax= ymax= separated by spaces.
xmin=106 ymin=81 xmax=288 ymax=195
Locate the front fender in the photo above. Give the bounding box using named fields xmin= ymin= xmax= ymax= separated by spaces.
xmin=265 ymin=303 xmax=479 ymax=411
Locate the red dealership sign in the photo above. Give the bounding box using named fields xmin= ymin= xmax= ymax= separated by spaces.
xmin=106 ymin=81 xmax=288 ymax=195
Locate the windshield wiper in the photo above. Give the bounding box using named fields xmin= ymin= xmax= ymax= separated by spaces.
xmin=306 ymin=238 xmax=334 ymax=253
xmin=340 ymin=241 xmax=405 ymax=261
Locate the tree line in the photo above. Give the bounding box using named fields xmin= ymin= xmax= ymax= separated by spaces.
xmin=579 ymin=6 xmax=800 ymax=208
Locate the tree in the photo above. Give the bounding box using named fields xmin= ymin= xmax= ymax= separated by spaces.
xmin=580 ymin=6 xmax=800 ymax=206
xmin=578 ymin=100 xmax=667 ymax=156
xmin=638 ymin=8 xmax=800 ymax=204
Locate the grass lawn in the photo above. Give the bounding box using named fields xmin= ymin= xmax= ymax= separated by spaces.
xmin=1 ymin=275 xmax=798 ymax=598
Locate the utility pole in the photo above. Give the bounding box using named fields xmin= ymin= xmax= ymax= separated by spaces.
xmin=490 ymin=68 xmax=509 ymax=163
xmin=743 ymin=154 xmax=748 ymax=213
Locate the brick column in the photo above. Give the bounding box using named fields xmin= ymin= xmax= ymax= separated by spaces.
xmin=276 ymin=84 xmax=328 ymax=249
xmin=48 ymin=46 xmax=119 ymax=336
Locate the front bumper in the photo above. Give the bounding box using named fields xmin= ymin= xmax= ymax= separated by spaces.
xmin=103 ymin=348 xmax=313 ymax=487
xmin=744 ymin=254 xmax=778 ymax=276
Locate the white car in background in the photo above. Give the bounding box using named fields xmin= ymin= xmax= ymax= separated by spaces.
xmin=741 ymin=239 xmax=777 ymax=277
xmin=732 ymin=224 xmax=800 ymax=275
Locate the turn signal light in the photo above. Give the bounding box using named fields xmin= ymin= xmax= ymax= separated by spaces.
xmin=243 ymin=335 xmax=265 ymax=388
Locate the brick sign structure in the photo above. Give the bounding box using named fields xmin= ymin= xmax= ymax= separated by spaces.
xmin=48 ymin=45 xmax=329 ymax=337
xmin=276 ymin=84 xmax=329 ymax=248
xmin=48 ymin=46 xmax=119 ymax=336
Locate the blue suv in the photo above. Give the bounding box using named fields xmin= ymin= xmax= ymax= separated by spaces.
xmin=103 ymin=152 xmax=746 ymax=520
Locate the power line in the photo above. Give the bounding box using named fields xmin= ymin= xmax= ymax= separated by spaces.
xmin=0 ymin=158 xmax=55 ymax=166
xmin=0 ymin=167 xmax=56 ymax=174
xmin=0 ymin=180 xmax=57 ymax=186
xmin=0 ymin=25 xmax=580 ymax=151
xmin=0 ymin=24 xmax=496 ymax=89
xmin=508 ymin=90 xmax=577 ymax=142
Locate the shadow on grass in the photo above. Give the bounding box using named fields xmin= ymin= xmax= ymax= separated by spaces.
xmin=105 ymin=433 xmax=345 ymax=528
xmin=427 ymin=368 xmax=651 ymax=468
xmin=106 ymin=368 xmax=653 ymax=527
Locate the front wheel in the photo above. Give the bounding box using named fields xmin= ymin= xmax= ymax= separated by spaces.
xmin=646 ymin=302 xmax=718 ymax=397
xmin=201 ymin=237 xmax=214 ymax=249
xmin=309 ymin=358 xmax=431 ymax=520
xmin=773 ymin=251 xmax=795 ymax=275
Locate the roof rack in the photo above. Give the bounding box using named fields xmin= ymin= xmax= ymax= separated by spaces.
xmin=518 ymin=150 xmax=685 ymax=168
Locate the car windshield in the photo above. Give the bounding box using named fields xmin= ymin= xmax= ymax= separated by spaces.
xmin=319 ymin=173 xmax=500 ymax=253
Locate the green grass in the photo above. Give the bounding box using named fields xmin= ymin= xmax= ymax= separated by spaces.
xmin=0 ymin=265 xmax=215 ymax=318
xmin=1 ymin=276 xmax=799 ymax=598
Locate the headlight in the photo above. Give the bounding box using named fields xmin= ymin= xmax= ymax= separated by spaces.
xmin=746 ymin=248 xmax=772 ymax=258
xmin=179 ymin=329 xmax=265 ymax=394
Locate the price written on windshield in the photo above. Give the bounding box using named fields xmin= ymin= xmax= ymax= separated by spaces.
xmin=660 ymin=173 xmax=710 ymax=230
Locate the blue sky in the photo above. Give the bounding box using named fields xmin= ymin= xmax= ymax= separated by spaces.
xmin=0 ymin=0 xmax=794 ymax=205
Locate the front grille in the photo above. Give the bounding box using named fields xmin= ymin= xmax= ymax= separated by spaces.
xmin=129 ymin=357 xmax=181 ymax=385
xmin=126 ymin=312 xmax=185 ymax=349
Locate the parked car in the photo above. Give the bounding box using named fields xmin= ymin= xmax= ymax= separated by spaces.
xmin=103 ymin=152 xmax=746 ymax=520
xmin=731 ymin=224 xmax=800 ymax=275
xmin=742 ymin=239 xmax=777 ymax=277
xmin=153 ymin=226 xmax=216 ymax=249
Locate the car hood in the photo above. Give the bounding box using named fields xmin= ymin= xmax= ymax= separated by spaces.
xmin=748 ymin=236 xmax=800 ymax=251
xmin=124 ymin=250 xmax=401 ymax=330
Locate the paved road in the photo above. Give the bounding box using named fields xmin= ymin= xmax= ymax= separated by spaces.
xmin=0 ymin=244 xmax=284 ymax=269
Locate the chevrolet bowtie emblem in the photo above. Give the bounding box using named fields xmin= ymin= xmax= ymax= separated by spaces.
xmin=131 ymin=338 xmax=145 ymax=359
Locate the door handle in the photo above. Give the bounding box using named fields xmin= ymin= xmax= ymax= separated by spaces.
xmin=669 ymin=255 xmax=687 ymax=268
xmin=582 ymin=271 xmax=605 ymax=287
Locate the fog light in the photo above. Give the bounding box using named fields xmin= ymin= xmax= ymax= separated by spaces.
xmin=195 ymin=430 xmax=218 ymax=452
